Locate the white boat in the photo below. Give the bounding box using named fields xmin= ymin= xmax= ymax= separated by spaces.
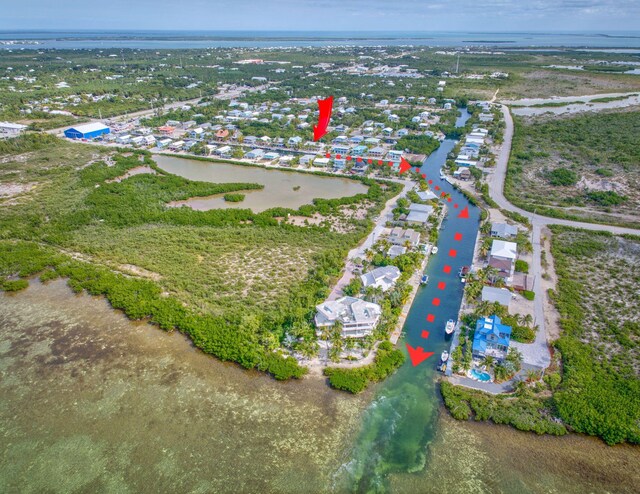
xmin=445 ymin=319 xmax=455 ymax=335
xmin=420 ymin=274 xmax=429 ymax=285
xmin=431 ymin=246 xmax=438 ymax=254
xmin=440 ymin=350 xmax=449 ymax=362
xmin=439 ymin=169 xmax=445 ymax=179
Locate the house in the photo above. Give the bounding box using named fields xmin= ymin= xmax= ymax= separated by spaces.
xmin=333 ymin=158 xmax=346 ymax=170
xmin=388 ymin=227 xmax=420 ymax=248
xmin=313 ymin=157 xmax=331 ymax=167
xmin=116 ymin=134 xmax=132 ymax=144
xmin=360 ymin=266 xmax=401 ymax=292
xmin=453 ymin=168 xmax=472 ymax=180
xmin=489 ymin=240 xmax=518 ymax=282
xmin=215 ymin=129 xmax=229 ymax=140
xmin=156 ymin=138 xmax=172 ymax=148
xmin=243 ymin=136 xmax=257 ymax=146
xmin=368 ymin=147 xmax=386 ymax=159
xmin=300 ymin=155 xmax=315 ymax=166
xmin=130 ymin=136 xmax=145 ymax=146
xmin=332 ymin=145 xmax=351 ymax=155
xmin=169 ymin=140 xmax=184 ymax=150
xmin=263 ymin=151 xmax=280 ymax=160
xmin=364 ymin=137 xmax=380 ymax=145
xmin=189 ymin=128 xmax=205 ymax=139
xmin=245 ymin=148 xmax=264 ymax=159
xmin=314 ymin=296 xmax=382 ymax=338
xmin=416 ymin=190 xmax=437 ymax=201
xmin=157 ymin=126 xmax=175 ymax=136
xmin=64 ymin=122 xmax=110 ymax=140
xmin=405 ymin=203 xmax=434 ymax=226
xmin=387 ymin=245 xmax=407 ymax=258
xmin=287 ymin=136 xmax=302 ymax=148
xmin=351 ymin=145 xmax=368 ymax=156
xmin=481 ymin=286 xmax=513 ymax=308
xmin=387 ymin=150 xmax=403 ymax=162
xmin=0 ymin=121 xmax=28 ymax=136
xmin=142 ymin=135 xmax=156 ymax=146
xmin=182 ymin=120 xmax=197 ymax=129
xmin=215 ymin=145 xmax=232 ymax=157
xmin=472 ymin=315 xmax=512 ymax=361
xmin=490 ymin=240 xmax=517 ymax=262
xmin=491 ymin=222 xmax=518 ymax=238
xmin=479 ymin=113 xmax=494 ymax=122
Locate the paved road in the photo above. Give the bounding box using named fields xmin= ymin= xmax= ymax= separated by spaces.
xmin=327 ymin=177 xmax=414 ymax=301
xmin=486 ymin=105 xmax=640 ymax=369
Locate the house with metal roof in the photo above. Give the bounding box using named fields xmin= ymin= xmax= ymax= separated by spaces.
xmin=481 ymin=286 xmax=513 ymax=308
xmin=491 ymin=222 xmax=518 ymax=238
xmin=315 ymin=296 xmax=382 ymax=338
xmin=64 ymin=122 xmax=110 ymax=139
xmin=472 ymin=315 xmax=512 ymax=361
xmin=360 ymin=266 xmax=401 ymax=292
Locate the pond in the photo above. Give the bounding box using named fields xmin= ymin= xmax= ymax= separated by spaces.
xmin=153 ymin=154 xmax=368 ymax=213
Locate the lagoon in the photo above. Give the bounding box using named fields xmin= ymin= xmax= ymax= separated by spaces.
xmin=153 ymin=154 xmax=367 ymax=213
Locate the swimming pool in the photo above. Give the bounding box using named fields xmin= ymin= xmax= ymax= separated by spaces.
xmin=470 ymin=369 xmax=492 ymax=382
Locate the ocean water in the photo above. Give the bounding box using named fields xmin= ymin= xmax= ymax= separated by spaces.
xmin=1 ymin=30 xmax=640 ymax=49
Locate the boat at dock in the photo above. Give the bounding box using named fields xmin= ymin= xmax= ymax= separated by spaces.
xmin=440 ymin=350 xmax=449 ymax=362
xmin=431 ymin=246 xmax=438 ymax=254
xmin=420 ymin=274 xmax=429 ymax=285
xmin=445 ymin=319 xmax=455 ymax=335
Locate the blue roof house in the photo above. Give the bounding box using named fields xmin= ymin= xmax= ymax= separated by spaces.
xmin=472 ymin=315 xmax=512 ymax=361
xmin=351 ymin=145 xmax=368 ymax=156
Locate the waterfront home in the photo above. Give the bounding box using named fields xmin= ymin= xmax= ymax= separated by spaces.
xmin=472 ymin=315 xmax=512 ymax=361
xmin=300 ymin=155 xmax=315 ymax=166
xmin=263 ymin=151 xmax=280 ymax=161
xmin=481 ymin=286 xmax=513 ymax=308
xmin=313 ymin=157 xmax=331 ymax=167
xmin=455 ymin=158 xmax=478 ymax=167
xmin=245 ymin=148 xmax=265 ymax=159
xmin=243 ymin=136 xmax=258 ymax=146
xmin=489 ymin=240 xmax=518 ymax=282
xmin=405 ymin=203 xmax=434 ymax=226
xmin=116 ymin=134 xmax=132 ymax=144
xmin=287 ymin=136 xmax=302 ymax=148
xmin=387 ymin=150 xmax=403 ymax=162
xmin=332 ymin=144 xmax=351 ymax=155
xmin=388 ymin=227 xmax=421 ymax=248
xmin=453 ymin=168 xmax=472 ymax=180
xmin=169 ymin=140 xmax=184 ymax=151
xmin=351 ymin=145 xmax=368 ymax=156
xmin=214 ymin=145 xmax=232 ymax=157
xmin=416 ymin=189 xmax=437 ymax=201
xmin=491 ymin=222 xmax=518 ymax=238
xmin=156 ymin=138 xmax=172 ymax=148
xmin=189 ymin=128 xmax=205 ymax=139
xmin=368 ymin=146 xmax=386 ymax=159
xmin=387 ymin=245 xmax=407 ymax=259
xmin=315 ymin=296 xmax=382 ymax=338
xmin=333 ymin=158 xmax=346 ymax=170
xmin=364 ymin=137 xmax=380 ymax=145
xmin=360 ymin=266 xmax=401 ymax=292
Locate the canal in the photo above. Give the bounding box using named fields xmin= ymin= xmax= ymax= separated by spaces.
xmin=337 ymin=109 xmax=480 ymax=492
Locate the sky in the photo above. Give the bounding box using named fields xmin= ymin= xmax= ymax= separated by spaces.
xmin=2 ymin=0 xmax=640 ymax=32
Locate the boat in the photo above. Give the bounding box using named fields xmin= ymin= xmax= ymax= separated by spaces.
xmin=431 ymin=246 xmax=438 ymax=254
xmin=458 ymin=266 xmax=470 ymax=278
xmin=420 ymin=274 xmax=429 ymax=285
xmin=445 ymin=319 xmax=455 ymax=335
xmin=439 ymin=169 xmax=445 ymax=179
xmin=440 ymin=350 xmax=449 ymax=362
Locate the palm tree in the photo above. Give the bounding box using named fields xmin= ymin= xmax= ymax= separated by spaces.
xmin=482 ymin=355 xmax=495 ymax=368
xmin=525 ymin=369 xmax=540 ymax=382
xmin=523 ymin=314 xmax=534 ymax=327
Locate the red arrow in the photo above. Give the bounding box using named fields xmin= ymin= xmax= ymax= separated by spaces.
xmin=399 ymin=156 xmax=412 ymax=174
xmin=406 ymin=343 xmax=434 ymax=367
xmin=457 ymin=206 xmax=470 ymax=219
xmin=313 ymin=96 xmax=334 ymax=141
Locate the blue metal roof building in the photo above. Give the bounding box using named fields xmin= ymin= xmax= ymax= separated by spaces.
xmin=472 ymin=315 xmax=512 ymax=361
xmin=64 ymin=123 xmax=110 ymax=140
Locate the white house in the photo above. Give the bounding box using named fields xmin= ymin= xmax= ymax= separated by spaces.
xmin=0 ymin=121 xmax=28 ymax=136
xmin=360 ymin=266 xmax=401 ymax=292
xmin=315 ymin=296 xmax=382 ymax=338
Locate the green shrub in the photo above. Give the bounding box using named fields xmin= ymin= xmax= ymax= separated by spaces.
xmin=548 ymin=168 xmax=578 ymax=186
xmin=324 ymin=341 xmax=405 ymax=393
xmin=522 ymin=290 xmax=535 ymax=301
xmin=1 ymin=279 xmax=29 ymax=291
xmin=223 ymin=193 xmax=246 ymax=202
xmin=515 ymin=260 xmax=529 ymax=273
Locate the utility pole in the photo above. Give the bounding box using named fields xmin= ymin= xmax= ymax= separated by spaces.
xmin=455 ymin=53 xmax=460 ymax=74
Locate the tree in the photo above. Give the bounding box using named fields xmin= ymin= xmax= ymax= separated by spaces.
xmin=506 ymin=347 xmax=523 ymax=371
xmin=482 ymin=355 xmax=495 ymax=368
